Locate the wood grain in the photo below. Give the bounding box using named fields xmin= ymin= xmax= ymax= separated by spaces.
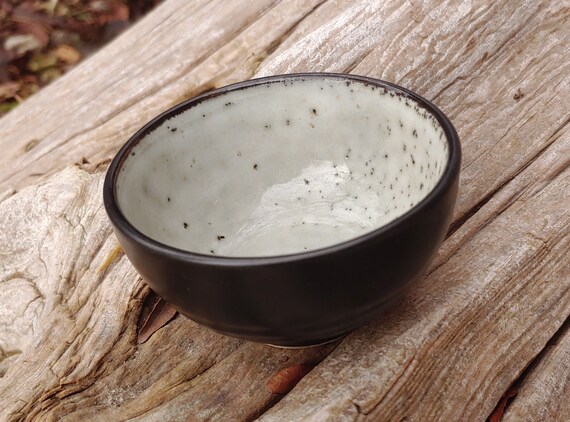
xmin=0 ymin=0 xmax=569 ymax=420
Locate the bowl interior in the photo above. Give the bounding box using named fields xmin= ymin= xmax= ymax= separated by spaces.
xmin=115 ymin=76 xmax=449 ymax=257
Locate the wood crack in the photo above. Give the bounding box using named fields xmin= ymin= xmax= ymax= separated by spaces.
xmin=487 ymin=315 xmax=570 ymax=421
xmin=257 ymin=0 xmax=329 ymax=65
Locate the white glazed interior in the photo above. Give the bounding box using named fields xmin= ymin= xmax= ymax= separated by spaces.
xmin=116 ymin=77 xmax=449 ymax=257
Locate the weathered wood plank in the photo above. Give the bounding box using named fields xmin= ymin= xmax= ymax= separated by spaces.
xmin=0 ymin=122 xmax=567 ymax=421
xmin=0 ymin=0 xmax=569 ymax=420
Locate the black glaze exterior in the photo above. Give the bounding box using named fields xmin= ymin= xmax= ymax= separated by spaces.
xmin=103 ymin=73 xmax=461 ymax=347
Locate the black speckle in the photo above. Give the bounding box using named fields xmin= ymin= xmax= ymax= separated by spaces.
xmin=365 ymin=161 xmax=369 ymax=167
xmin=208 ymin=222 xmax=212 ymax=225
xmin=286 ymin=119 xmax=290 ymax=125
xmin=346 ymin=81 xmax=350 ymax=86
xmin=167 ymin=197 xmax=171 ymax=202
xmin=210 ymin=250 xmax=215 ymax=254
xmin=171 ymin=127 xmax=177 ymax=132
xmin=264 ymin=124 xmax=271 ymax=129
xmin=384 ymin=153 xmax=389 ymax=158
xmin=420 ymin=183 xmax=424 ymax=190
xmin=183 ymin=222 xmax=188 ymax=229
xmin=131 ymin=151 xmax=136 ymax=156
xmin=312 ymin=108 xmax=317 ymax=115
xmin=217 ymin=235 xmax=225 ymax=240
xmin=275 ymin=202 xmax=278 ymax=206
xmin=225 ymin=102 xmax=233 ymax=106
xmin=399 ymin=120 xmax=403 ymax=127
xmin=403 ymin=144 xmax=407 ymax=152
xmin=513 ymin=88 xmax=524 ymax=101
xmin=412 ymin=129 xmax=418 ymax=137
xmin=304 ymin=179 xmax=310 ymax=185
xmin=237 ymin=151 xmax=242 ymax=157
xmin=410 ymin=154 xmax=416 ymax=165
xmin=253 ymin=164 xmax=258 ymax=170
xmin=389 ymin=184 xmax=393 ymax=190
xmin=202 ymin=114 xmax=206 ymax=118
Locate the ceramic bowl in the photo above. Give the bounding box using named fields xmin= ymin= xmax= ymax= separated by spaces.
xmin=103 ymin=73 xmax=461 ymax=347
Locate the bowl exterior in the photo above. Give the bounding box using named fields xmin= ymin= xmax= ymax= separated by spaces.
xmin=109 ymin=171 xmax=458 ymax=347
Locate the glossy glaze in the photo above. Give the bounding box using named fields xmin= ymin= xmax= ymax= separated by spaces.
xmin=117 ymin=78 xmax=447 ymax=257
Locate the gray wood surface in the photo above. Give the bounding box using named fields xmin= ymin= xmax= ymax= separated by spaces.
xmin=0 ymin=0 xmax=568 ymax=420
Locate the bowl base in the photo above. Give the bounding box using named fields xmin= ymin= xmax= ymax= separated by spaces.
xmin=265 ymin=331 xmax=350 ymax=349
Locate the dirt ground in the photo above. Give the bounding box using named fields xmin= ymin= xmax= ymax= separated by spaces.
xmin=0 ymin=0 xmax=161 ymax=117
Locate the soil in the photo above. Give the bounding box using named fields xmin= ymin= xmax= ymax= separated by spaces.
xmin=0 ymin=0 xmax=161 ymax=117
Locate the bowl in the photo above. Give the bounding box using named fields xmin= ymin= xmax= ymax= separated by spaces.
xmin=103 ymin=73 xmax=461 ymax=347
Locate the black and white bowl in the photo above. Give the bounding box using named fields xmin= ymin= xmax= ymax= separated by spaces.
xmin=103 ymin=73 xmax=461 ymax=347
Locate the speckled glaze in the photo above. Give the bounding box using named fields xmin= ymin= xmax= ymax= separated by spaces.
xmin=104 ymin=74 xmax=461 ymax=347
xmin=117 ymin=78 xmax=447 ymax=257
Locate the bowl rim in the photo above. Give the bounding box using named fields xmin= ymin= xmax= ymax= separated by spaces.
xmin=103 ymin=72 xmax=461 ymax=266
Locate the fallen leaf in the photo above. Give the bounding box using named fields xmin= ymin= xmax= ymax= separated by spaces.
xmin=0 ymin=100 xmax=19 ymax=114
xmin=488 ymin=387 xmax=518 ymax=422
xmin=37 ymin=0 xmax=60 ymax=16
xmin=267 ymin=363 xmax=316 ymax=394
xmin=3 ymin=34 xmax=42 ymax=55
xmin=55 ymin=44 xmax=81 ymax=64
xmin=0 ymin=81 xmax=20 ymax=100
xmin=28 ymin=51 xmax=58 ymax=72
xmin=15 ymin=21 xmax=50 ymax=49
xmin=39 ymin=67 xmax=61 ymax=83
xmin=137 ymin=292 xmax=178 ymax=344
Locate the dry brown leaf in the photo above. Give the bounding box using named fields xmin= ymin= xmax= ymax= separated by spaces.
xmin=137 ymin=292 xmax=178 ymax=344
xmin=27 ymin=51 xmax=57 ymax=72
xmin=3 ymin=34 xmax=42 ymax=55
xmin=0 ymin=81 xmax=20 ymax=100
xmin=55 ymin=44 xmax=81 ymax=64
xmin=267 ymin=363 xmax=316 ymax=394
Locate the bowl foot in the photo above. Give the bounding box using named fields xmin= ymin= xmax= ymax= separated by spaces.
xmin=265 ymin=331 xmax=350 ymax=349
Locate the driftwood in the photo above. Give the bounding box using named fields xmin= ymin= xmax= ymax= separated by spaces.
xmin=0 ymin=0 xmax=569 ymax=420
